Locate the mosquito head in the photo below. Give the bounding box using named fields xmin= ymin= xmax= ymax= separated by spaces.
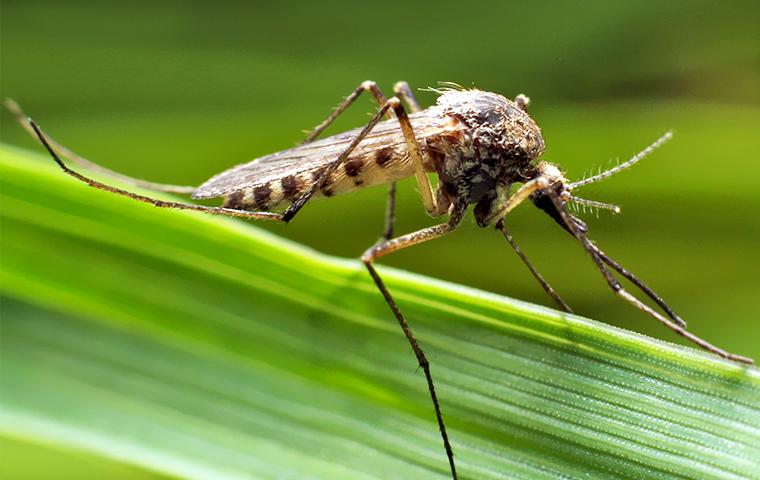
xmin=534 ymin=161 xmax=567 ymax=186
xmin=530 ymin=160 xmax=621 ymax=224
xmin=525 ymin=161 xmax=580 ymax=230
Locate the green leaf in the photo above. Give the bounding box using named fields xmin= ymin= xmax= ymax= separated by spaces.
xmin=1 ymin=143 xmax=759 ymax=480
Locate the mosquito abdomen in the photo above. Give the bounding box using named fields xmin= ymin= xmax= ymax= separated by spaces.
xmin=222 ymin=147 xmax=414 ymax=211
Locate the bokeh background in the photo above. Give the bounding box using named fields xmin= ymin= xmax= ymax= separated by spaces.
xmin=1 ymin=0 xmax=758 ymax=476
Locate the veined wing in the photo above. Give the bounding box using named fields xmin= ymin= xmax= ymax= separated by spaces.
xmin=192 ymin=108 xmax=459 ymax=209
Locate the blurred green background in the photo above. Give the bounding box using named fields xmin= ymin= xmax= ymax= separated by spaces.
xmin=1 ymin=0 xmax=758 ymax=476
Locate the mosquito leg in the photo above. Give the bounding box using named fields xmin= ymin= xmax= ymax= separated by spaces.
xmin=285 ymin=94 xmax=437 ymax=223
xmin=300 ymin=81 xmax=425 ymax=238
xmin=362 ymin=208 xmax=465 ymax=480
xmin=389 ymin=100 xmax=440 ymax=216
xmin=4 ymin=100 xmax=196 ymax=194
xmin=484 ymin=175 xmax=551 ymax=226
xmin=394 ymin=81 xmax=422 ymax=112
xmin=302 ymin=80 xmax=390 ymax=144
xmin=298 ymin=81 xmax=402 ymax=238
xmin=284 ymin=98 xmax=401 ymax=221
xmin=377 ymin=82 xmax=423 ymax=240
xmin=28 ymin=120 xmax=283 ymax=222
xmin=495 ymin=219 xmax=573 ymax=313
xmin=376 ymin=81 xmax=423 ymax=241
xmin=545 ymin=191 xmax=753 ymax=364
xmin=381 ymin=181 xmax=398 ymax=240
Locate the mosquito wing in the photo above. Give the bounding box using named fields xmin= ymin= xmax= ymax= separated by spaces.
xmin=192 ymin=108 xmax=460 ymax=209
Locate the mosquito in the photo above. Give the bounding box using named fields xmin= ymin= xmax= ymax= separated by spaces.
xmin=5 ymin=81 xmax=753 ymax=480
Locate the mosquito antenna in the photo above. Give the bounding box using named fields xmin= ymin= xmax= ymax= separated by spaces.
xmin=567 ymin=196 xmax=621 ymax=215
xmin=570 ymin=131 xmax=673 ymax=189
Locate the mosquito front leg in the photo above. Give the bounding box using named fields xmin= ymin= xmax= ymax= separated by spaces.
xmin=477 ymin=173 xmax=571 ymax=311
xmin=361 ymin=208 xmax=465 ymax=480
xmin=495 ymin=219 xmax=573 ymax=313
xmin=545 ymin=191 xmax=754 ymax=365
xmin=28 ymin=121 xmax=283 ymax=222
xmin=4 ymin=100 xmax=196 ymax=194
xmin=589 ymin=243 xmax=686 ymax=327
xmin=483 ymin=175 xmax=551 ymax=226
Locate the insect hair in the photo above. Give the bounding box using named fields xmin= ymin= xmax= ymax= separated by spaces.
xmin=567 ymin=195 xmax=621 ymax=215
xmin=420 ymin=81 xmax=469 ymax=95
xmin=570 ymin=131 xmax=673 ymax=189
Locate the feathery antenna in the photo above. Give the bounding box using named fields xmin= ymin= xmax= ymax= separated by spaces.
xmin=570 ymin=131 xmax=673 ymax=189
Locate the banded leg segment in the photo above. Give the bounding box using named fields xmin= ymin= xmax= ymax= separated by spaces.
xmin=362 ymin=208 xmax=465 ymax=480
xmin=28 ymin=121 xmax=283 ymax=222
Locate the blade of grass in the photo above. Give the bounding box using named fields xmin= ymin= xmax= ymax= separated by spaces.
xmin=1 ymin=143 xmax=759 ymax=479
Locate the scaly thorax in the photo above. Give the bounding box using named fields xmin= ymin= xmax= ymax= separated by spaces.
xmin=422 ymin=90 xmax=545 ymax=217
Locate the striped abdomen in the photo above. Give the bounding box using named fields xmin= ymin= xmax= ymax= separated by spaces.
xmin=221 ymin=145 xmax=414 ymax=211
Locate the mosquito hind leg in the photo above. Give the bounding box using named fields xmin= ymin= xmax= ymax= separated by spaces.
xmin=28 ymin=120 xmax=283 ymax=222
xmin=4 ymin=100 xmax=196 ymax=194
xmin=361 ymin=207 xmax=465 ymax=480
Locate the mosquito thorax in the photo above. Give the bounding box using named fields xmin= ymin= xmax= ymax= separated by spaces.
xmin=426 ymin=89 xmax=545 ymax=209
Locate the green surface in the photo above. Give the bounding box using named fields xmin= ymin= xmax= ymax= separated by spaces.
xmin=1 ymin=1 xmax=759 ymax=478
xmin=1 ymin=145 xmax=759 ymax=479
xmin=0 ymin=436 xmax=173 ymax=480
